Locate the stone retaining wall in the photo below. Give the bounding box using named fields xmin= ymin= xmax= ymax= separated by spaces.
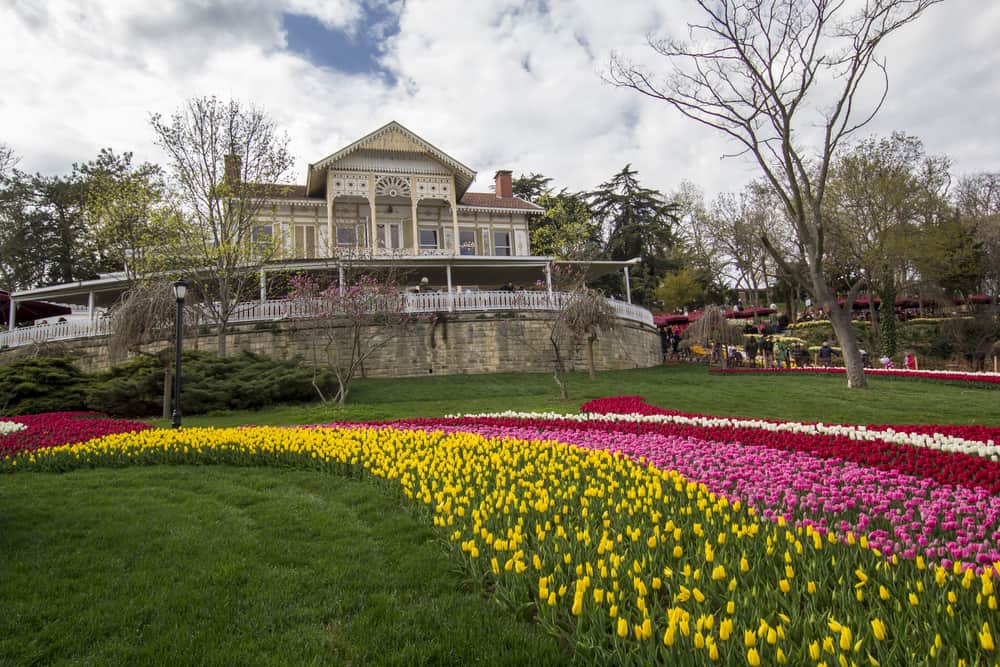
xmin=1 ymin=312 xmax=661 ymax=376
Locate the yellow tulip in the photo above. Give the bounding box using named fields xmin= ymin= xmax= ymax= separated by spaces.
xmin=870 ymin=618 xmax=887 ymax=641
xmin=747 ymin=647 xmax=761 ymax=666
xmin=981 ymin=622 xmax=995 ymax=652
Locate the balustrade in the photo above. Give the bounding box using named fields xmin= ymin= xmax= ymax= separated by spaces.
xmin=0 ymin=291 xmax=653 ymax=349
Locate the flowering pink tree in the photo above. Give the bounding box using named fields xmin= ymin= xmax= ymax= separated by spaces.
xmin=288 ymin=272 xmax=412 ymax=404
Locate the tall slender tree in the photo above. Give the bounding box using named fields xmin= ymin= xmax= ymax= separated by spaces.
xmin=608 ymin=0 xmax=944 ymax=388
xmin=151 ymin=96 xmax=294 ymax=355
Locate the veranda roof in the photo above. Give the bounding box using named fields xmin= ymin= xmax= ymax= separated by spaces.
xmin=0 ymin=290 xmax=72 ymax=326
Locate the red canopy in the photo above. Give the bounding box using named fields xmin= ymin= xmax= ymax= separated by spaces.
xmin=0 ymin=290 xmax=72 ymax=326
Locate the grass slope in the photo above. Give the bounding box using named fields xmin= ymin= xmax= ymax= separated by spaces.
xmin=156 ymin=364 xmax=1000 ymax=428
xmin=0 ymin=467 xmax=566 ymax=666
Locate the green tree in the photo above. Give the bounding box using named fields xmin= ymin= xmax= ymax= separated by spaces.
xmin=588 ymin=165 xmax=679 ymax=305
xmin=76 ymin=148 xmax=166 ymax=280
xmin=530 ymin=189 xmax=601 ymax=259
xmin=654 ymin=267 xmax=705 ymax=312
xmin=512 ymin=173 xmax=552 ymax=202
xmin=151 ymin=96 xmax=295 ymax=355
xmin=825 ymin=132 xmax=951 ymax=356
xmin=0 ymin=148 xmax=48 ymax=290
xmin=954 ymin=172 xmax=1000 ymax=297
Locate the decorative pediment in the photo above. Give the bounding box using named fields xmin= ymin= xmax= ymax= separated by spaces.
xmin=306 ymin=121 xmax=476 ymax=197
xmin=364 ymin=129 xmax=426 ymax=153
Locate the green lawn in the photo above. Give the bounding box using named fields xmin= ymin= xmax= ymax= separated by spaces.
xmin=6 ymin=365 xmax=998 ymax=665
xmin=154 ymin=364 xmax=1000 ymax=428
xmin=0 ymin=467 xmax=566 ymax=666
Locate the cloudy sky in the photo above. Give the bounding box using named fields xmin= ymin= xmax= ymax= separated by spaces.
xmin=1 ymin=0 xmax=997 ymax=201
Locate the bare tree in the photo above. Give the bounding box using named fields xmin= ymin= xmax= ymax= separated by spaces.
xmin=608 ymin=0 xmax=943 ymax=388
xmin=549 ymin=287 xmax=619 ymax=398
xmin=151 ymin=96 xmax=294 ymax=355
xmin=287 ymin=259 xmax=414 ymax=405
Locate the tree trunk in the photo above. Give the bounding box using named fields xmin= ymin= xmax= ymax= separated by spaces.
xmin=867 ymin=291 xmax=880 ymax=349
xmin=216 ymin=321 xmax=227 ymax=356
xmin=878 ymin=271 xmax=897 ymax=357
xmin=586 ymin=331 xmax=597 ymax=380
xmin=827 ymin=300 xmax=867 ymax=388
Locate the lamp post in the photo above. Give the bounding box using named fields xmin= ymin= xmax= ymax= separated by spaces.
xmin=171 ymin=279 xmax=187 ymax=428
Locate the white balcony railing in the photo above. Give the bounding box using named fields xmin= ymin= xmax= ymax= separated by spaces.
xmin=0 ymin=291 xmax=653 ymax=350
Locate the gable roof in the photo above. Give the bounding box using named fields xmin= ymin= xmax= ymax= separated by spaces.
xmin=459 ymin=192 xmax=544 ymax=212
xmin=306 ymin=121 xmax=477 ymax=197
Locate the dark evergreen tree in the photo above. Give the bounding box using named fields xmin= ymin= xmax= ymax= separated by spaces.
xmin=587 ymin=165 xmax=680 ymax=305
xmin=511 ymin=172 xmax=552 ymax=202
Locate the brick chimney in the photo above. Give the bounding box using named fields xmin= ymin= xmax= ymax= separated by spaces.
xmin=224 ymin=154 xmax=242 ymax=186
xmin=494 ymin=170 xmax=512 ymax=198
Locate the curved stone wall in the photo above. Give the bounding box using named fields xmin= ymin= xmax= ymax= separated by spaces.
xmin=1 ymin=312 xmax=661 ymax=376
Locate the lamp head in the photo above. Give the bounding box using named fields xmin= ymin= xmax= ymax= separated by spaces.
xmin=173 ymin=279 xmax=187 ymax=302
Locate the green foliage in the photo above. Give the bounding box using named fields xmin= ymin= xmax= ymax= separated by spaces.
xmin=175 ymin=351 xmax=335 ymax=415
xmin=654 ymin=267 xmax=705 ymax=311
xmin=511 ymin=172 xmax=552 ymax=202
xmin=1 ymin=352 xmax=338 ymax=417
xmin=588 ymin=165 xmax=680 ymax=305
xmin=86 ymin=355 xmax=167 ymax=417
xmin=0 ymin=357 xmax=92 ymax=415
xmin=530 ymin=189 xmax=601 ymax=259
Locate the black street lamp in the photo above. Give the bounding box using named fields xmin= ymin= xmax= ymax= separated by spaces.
xmin=171 ymin=279 xmax=187 ymax=428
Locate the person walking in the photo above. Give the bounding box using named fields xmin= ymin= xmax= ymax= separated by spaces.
xmin=761 ymin=336 xmax=774 ymax=367
xmin=775 ymin=339 xmax=787 ymax=368
xmin=818 ymin=341 xmax=833 ymax=367
xmin=745 ymin=336 xmax=759 ymax=367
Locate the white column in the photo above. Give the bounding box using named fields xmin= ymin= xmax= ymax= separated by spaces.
xmin=624 ymin=266 xmax=632 ymax=304
xmin=411 ymin=193 xmax=419 ymax=256
xmin=449 ymin=179 xmax=459 ymax=254
xmin=368 ymin=175 xmax=377 ymax=253
xmin=87 ymin=291 xmax=95 ymax=321
xmin=327 ymin=189 xmax=335 ymax=258
xmin=259 ymin=270 xmax=267 ymax=303
xmin=446 ymin=263 xmax=454 ymax=312
xmin=338 ymin=264 xmax=345 ymax=296
xmin=545 ymin=262 xmax=553 ymax=298
xmin=7 ymin=298 xmax=15 ymax=331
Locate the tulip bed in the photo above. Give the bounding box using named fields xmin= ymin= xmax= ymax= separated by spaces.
xmin=711 ymin=366 xmax=1000 ymax=385
xmin=0 ymin=411 xmax=150 ymax=458
xmin=3 ymin=404 xmax=998 ymax=666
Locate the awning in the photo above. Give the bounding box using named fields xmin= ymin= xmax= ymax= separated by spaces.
xmin=0 ymin=290 xmax=72 ymax=326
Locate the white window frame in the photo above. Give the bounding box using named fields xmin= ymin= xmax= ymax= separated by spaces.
xmin=493 ymin=230 xmax=512 ymax=256
xmin=419 ymin=228 xmax=439 ymax=250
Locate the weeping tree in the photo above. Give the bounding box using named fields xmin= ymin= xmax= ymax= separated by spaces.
xmin=608 ymin=0 xmax=944 ymax=387
xmin=107 ymin=279 xmax=202 ymax=415
xmin=682 ymin=305 xmax=744 ymax=368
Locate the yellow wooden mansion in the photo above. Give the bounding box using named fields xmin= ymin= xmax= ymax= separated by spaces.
xmin=251 ymin=120 xmax=541 ymax=262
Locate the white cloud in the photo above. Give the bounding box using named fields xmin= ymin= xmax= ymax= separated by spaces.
xmin=0 ymin=0 xmax=995 ymax=206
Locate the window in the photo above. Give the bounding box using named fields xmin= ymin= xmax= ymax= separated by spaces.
xmin=252 ymin=224 xmax=273 ymax=248
xmin=376 ymin=222 xmax=402 ymax=250
xmin=336 ymin=225 xmax=357 ymax=247
xmin=459 ymin=230 xmax=477 ymax=255
xmin=419 ymin=229 xmax=438 ymax=250
xmin=293 ymin=225 xmax=316 ymax=258
xmin=493 ymin=230 xmax=512 ymax=256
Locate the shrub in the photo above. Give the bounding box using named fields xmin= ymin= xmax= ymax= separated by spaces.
xmin=0 ymin=358 xmax=92 ymax=415
xmin=1 ymin=352 xmax=338 ymax=418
